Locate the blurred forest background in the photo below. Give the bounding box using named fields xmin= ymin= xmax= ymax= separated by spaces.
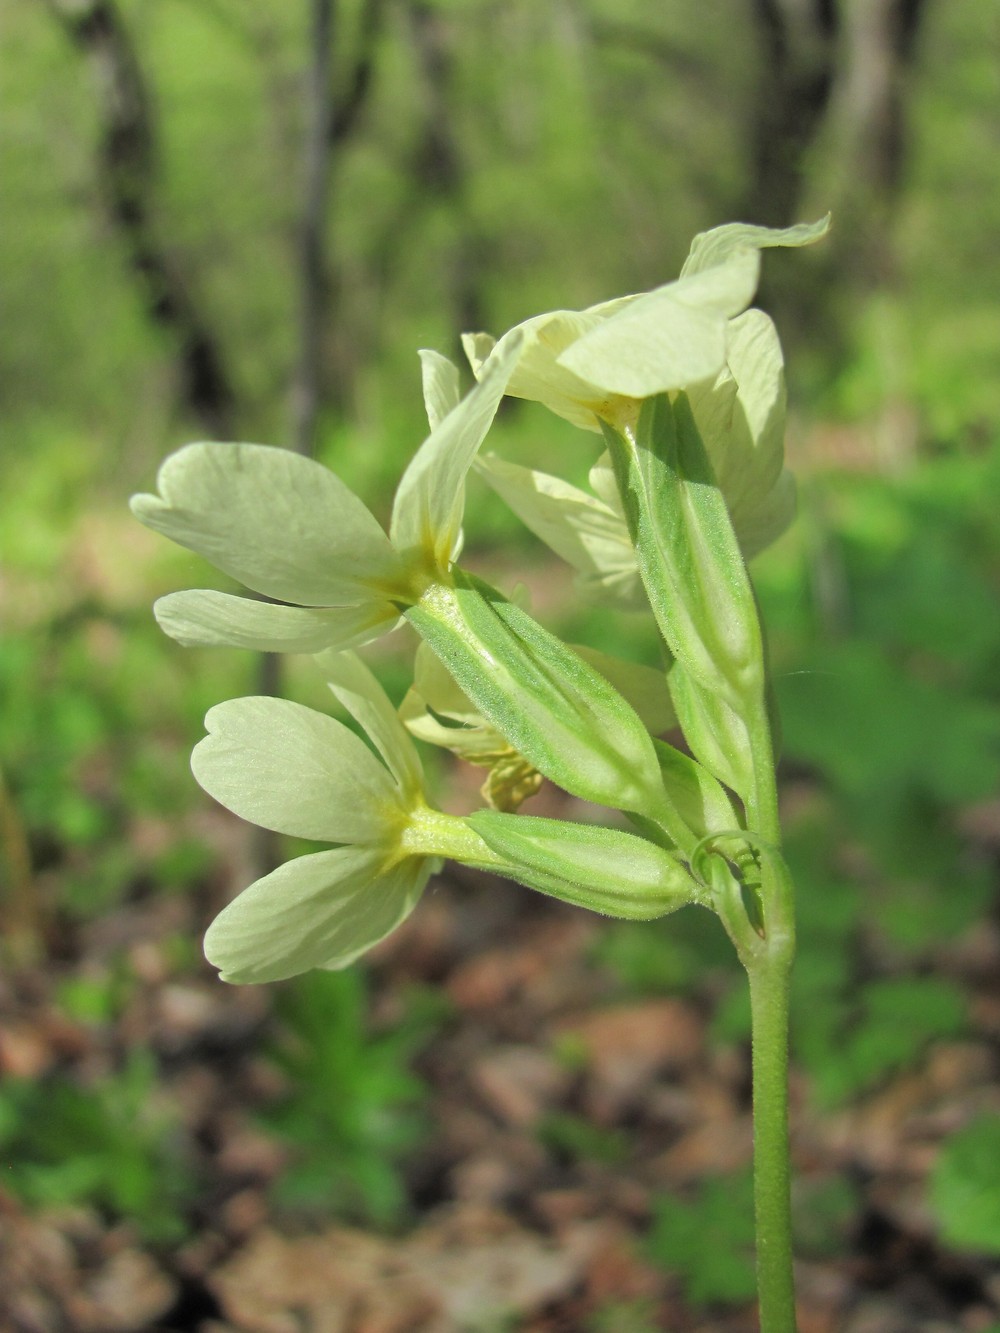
xmin=2 ymin=1 xmax=1000 ymax=1330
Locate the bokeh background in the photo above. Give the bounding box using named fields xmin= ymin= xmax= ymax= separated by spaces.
xmin=2 ymin=2 xmax=1000 ymax=1330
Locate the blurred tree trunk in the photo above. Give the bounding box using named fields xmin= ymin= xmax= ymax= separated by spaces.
xmin=816 ymin=0 xmax=929 ymax=287
xmin=291 ymin=0 xmax=336 ymax=456
xmin=408 ymin=2 xmax=486 ymax=340
xmin=370 ymin=3 xmax=485 ymax=353
xmin=49 ymin=0 xmax=237 ymax=438
xmin=309 ymin=0 xmax=386 ymax=418
xmin=745 ymin=0 xmax=930 ymax=357
xmin=746 ymin=0 xmax=929 ymax=247
xmin=257 ymin=0 xmax=384 ymax=871
xmin=744 ymin=0 xmax=840 ymax=228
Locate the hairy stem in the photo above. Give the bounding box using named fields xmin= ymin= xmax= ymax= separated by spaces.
xmin=749 ymin=937 xmax=796 ymax=1331
xmin=744 ymin=696 xmax=797 ymax=1330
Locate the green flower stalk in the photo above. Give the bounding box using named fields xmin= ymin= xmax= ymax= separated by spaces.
xmin=135 ymin=215 xmax=832 ymax=1332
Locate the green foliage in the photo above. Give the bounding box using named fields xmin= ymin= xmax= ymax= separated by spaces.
xmin=792 ymin=1174 xmax=861 ymax=1258
xmin=0 ymin=610 xmax=239 ymax=917
xmin=55 ymin=963 xmax=134 ymax=1026
xmin=259 ymin=969 xmax=443 ymax=1229
xmin=931 ymin=1115 xmax=1000 ymax=1256
xmin=767 ymin=445 xmax=1000 ymax=918
xmin=585 ymin=1298 xmax=661 ymax=1332
xmin=0 ymin=1053 xmax=194 ymax=1243
xmin=536 ymin=1112 xmax=629 ymax=1166
xmin=594 ymin=907 xmax=735 ymax=996
xmin=646 ymin=1170 xmax=757 ymax=1306
xmin=712 ymin=826 xmax=968 ymax=1107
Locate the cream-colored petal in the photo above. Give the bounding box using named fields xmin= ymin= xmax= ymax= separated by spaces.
xmin=476 ymin=453 xmax=631 ymax=576
xmin=131 ymin=443 xmax=402 ymax=606
xmin=204 ymin=846 xmax=431 ymax=983
xmin=317 ymin=651 xmax=424 ymax=801
xmin=389 ymin=331 xmax=524 ymax=573
xmin=467 ymin=317 xmax=609 ymax=431
xmin=461 ymin=331 xmax=496 ymax=378
xmin=192 ymin=696 xmax=399 ymax=843
xmin=680 ymin=215 xmax=831 ymax=278
xmin=725 ymin=308 xmax=787 ymax=504
xmin=154 ymin=590 xmax=397 ymax=653
xmin=733 ymin=469 xmax=797 ymax=559
xmin=419 ymin=349 xmax=462 ymax=431
xmin=558 ymin=250 xmax=761 ymax=397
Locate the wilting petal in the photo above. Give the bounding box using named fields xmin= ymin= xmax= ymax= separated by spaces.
xmin=131 ymin=442 xmax=402 ymax=606
xmin=559 ymin=249 xmax=761 ymax=397
xmin=680 ymin=215 xmax=831 ymax=278
xmin=476 ymin=453 xmax=632 ymax=578
xmin=154 ymin=590 xmax=398 ymax=653
xmin=192 ymin=696 xmax=399 ymax=843
xmin=390 ymin=332 xmax=524 ymax=573
xmin=318 ymin=651 xmax=424 ymax=801
xmin=724 ymin=308 xmax=787 ymax=506
xmin=419 ymin=349 xmax=462 ymax=431
xmin=500 ymin=312 xmax=614 ymax=430
xmin=732 ymin=468 xmax=797 ymax=559
xmin=204 ymin=846 xmax=431 ymax=983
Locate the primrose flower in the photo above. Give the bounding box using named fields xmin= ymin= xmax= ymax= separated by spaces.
xmin=475 ymin=300 xmax=800 ymax=605
xmin=130 ymin=335 xmax=521 ymax=654
xmin=462 ymin=217 xmax=829 ymax=434
xmin=198 ymin=653 xmax=445 ymax=983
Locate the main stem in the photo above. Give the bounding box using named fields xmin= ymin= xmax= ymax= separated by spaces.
xmin=749 ymin=937 xmax=795 ymax=1330
xmin=746 ymin=698 xmax=797 ymax=1331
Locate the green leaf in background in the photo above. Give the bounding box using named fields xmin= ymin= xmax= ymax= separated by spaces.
xmin=0 ymin=1054 xmax=194 ymax=1243
xmin=537 ymin=1111 xmax=629 ymax=1166
xmin=260 ymin=969 xmax=440 ymax=1229
xmin=647 ymin=1170 xmax=757 ymax=1306
xmin=931 ymin=1115 xmax=1000 ymax=1256
xmin=778 ymin=640 xmax=1000 ymax=810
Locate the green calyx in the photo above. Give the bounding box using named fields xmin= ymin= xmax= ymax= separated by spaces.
xmin=466 ymin=810 xmax=704 ymax=919
xmin=603 ymin=393 xmax=764 ymax=716
xmin=405 ymin=572 xmax=669 ymax=817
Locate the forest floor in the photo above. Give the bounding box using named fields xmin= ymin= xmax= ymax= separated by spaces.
xmin=2 ymin=776 xmax=1000 ymax=1333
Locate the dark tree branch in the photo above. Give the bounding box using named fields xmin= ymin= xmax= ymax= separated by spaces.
xmin=372 ymin=1 xmax=484 ymax=339
xmin=49 ymin=0 xmax=237 ymax=438
xmin=588 ymin=16 xmax=714 ymax=88
xmin=329 ymin=0 xmax=385 ymax=145
xmin=745 ymin=0 xmax=840 ymax=227
xmin=291 ymin=0 xmax=336 ymax=456
xmin=257 ymin=0 xmax=340 ymax=871
xmin=816 ymin=0 xmax=931 ymax=287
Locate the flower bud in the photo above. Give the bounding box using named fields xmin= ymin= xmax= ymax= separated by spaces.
xmin=465 ymin=811 xmax=700 ymax=920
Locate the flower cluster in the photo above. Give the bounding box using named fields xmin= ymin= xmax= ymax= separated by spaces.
xmin=134 ymin=216 xmax=828 ymax=982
